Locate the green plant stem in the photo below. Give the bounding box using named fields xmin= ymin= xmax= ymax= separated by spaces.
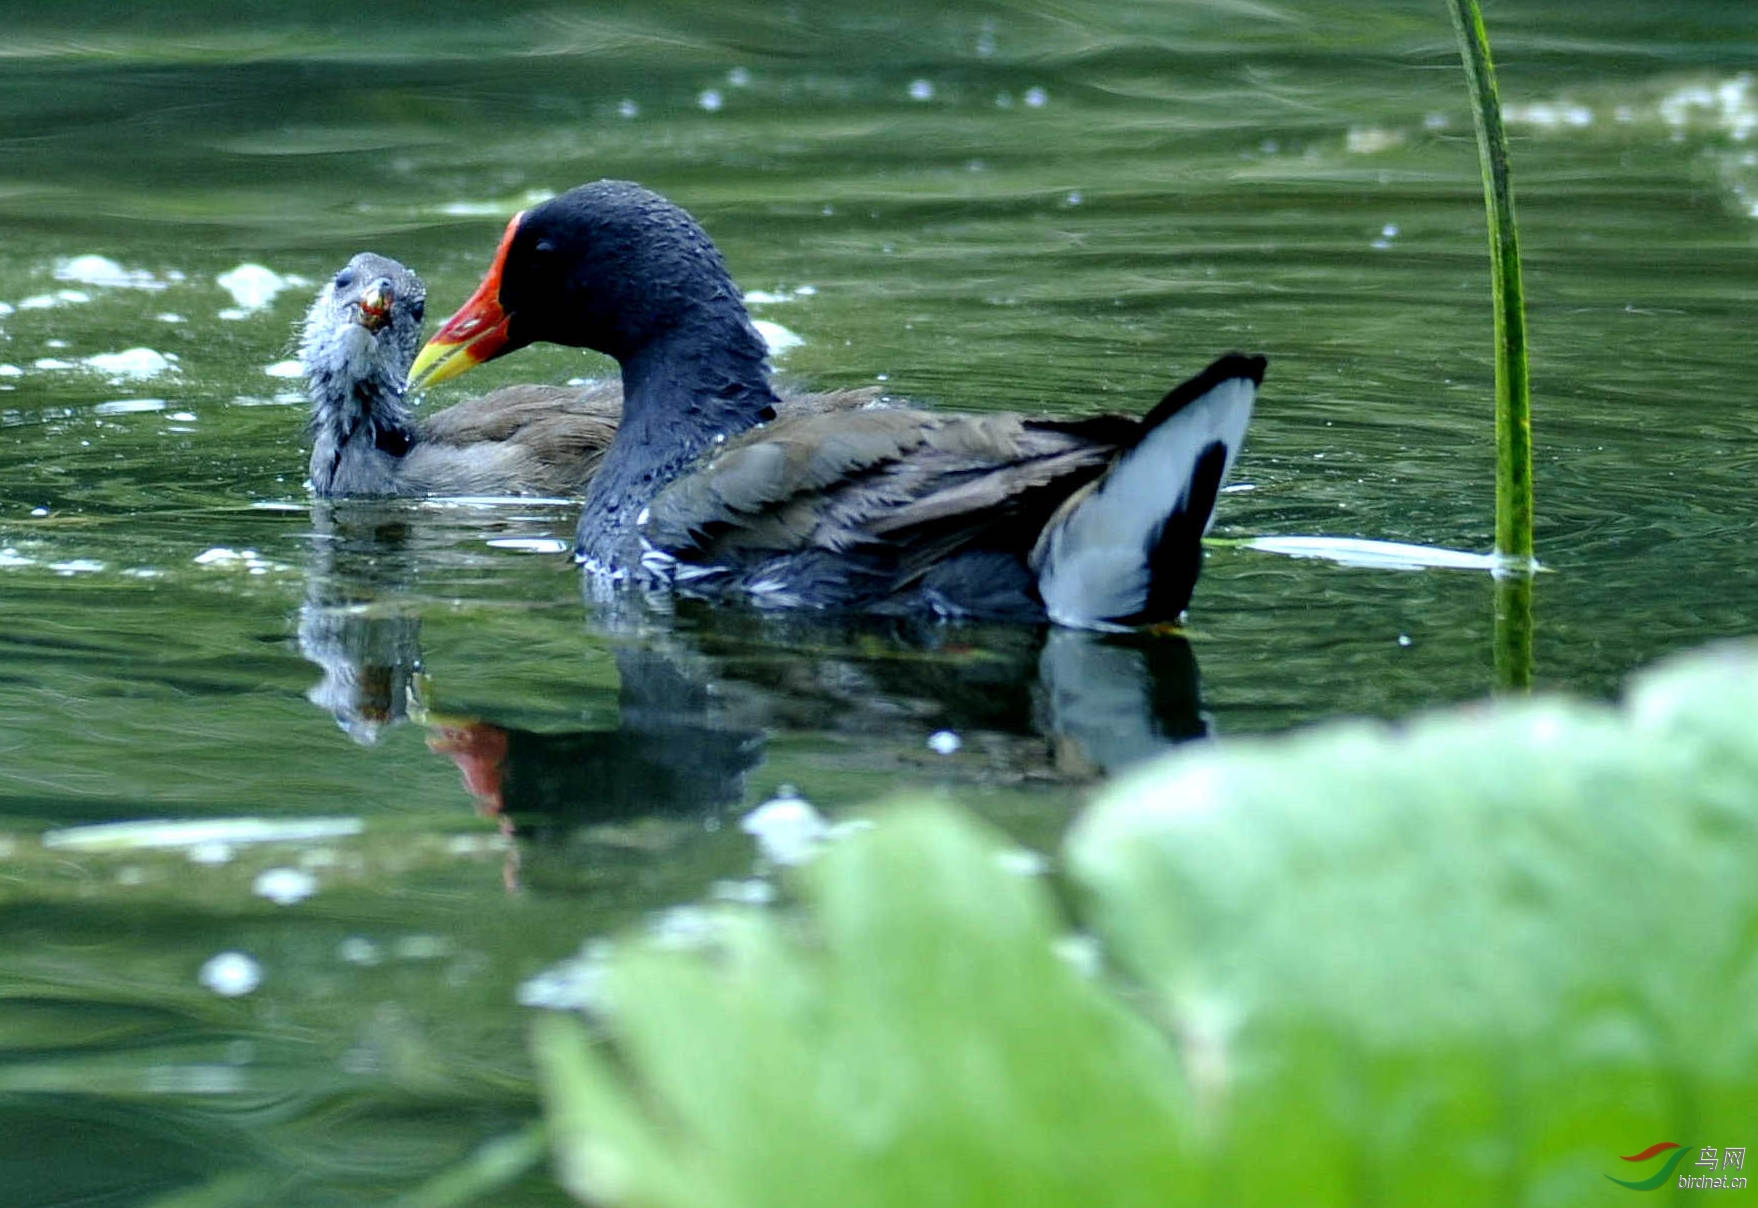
xmin=1494 ymin=574 xmax=1533 ymax=692
xmin=1447 ymin=0 xmax=1534 ymax=570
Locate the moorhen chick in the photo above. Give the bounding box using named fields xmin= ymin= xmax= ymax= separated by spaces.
xmin=301 ymin=251 xmax=874 ymax=498
xmin=408 ymin=182 xmax=1262 ymax=628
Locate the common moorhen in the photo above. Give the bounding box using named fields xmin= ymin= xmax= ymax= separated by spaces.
xmin=302 ymin=251 xmax=873 ymax=498
xmin=408 ymin=182 xmax=1262 ymax=628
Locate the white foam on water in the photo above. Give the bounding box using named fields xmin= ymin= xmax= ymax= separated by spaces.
xmin=199 ymin=952 xmax=262 ymax=997
xmin=216 ymin=263 xmax=307 ymax=311
xmin=42 ymin=816 xmax=364 ymax=852
xmin=264 ymin=359 xmax=303 ymax=378
xmin=93 ymin=398 xmax=168 ymax=415
xmin=753 ymin=318 xmax=802 ymax=356
xmin=253 ymin=867 xmax=318 ymax=906
xmin=486 ymin=537 xmax=571 ymax=554
xmin=54 ymin=254 xmax=167 ymax=290
xmin=85 ymin=348 xmax=175 ymax=378
xmin=742 ymin=789 xmax=828 ymax=866
xmin=1246 ymin=535 xmax=1504 ymax=572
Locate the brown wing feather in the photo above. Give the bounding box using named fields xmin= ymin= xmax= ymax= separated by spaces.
xmin=411 ymin=382 xmax=882 ymax=498
xmin=643 ymin=406 xmax=1124 ymax=575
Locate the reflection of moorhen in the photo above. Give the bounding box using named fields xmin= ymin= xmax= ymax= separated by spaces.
xmin=426 ymin=649 xmax=762 ymax=838
xmin=295 ymin=513 xmax=1212 ymax=835
xmin=301 ymin=252 xmax=879 ymax=499
xmin=653 ymin=609 xmax=1208 ymax=778
xmin=410 ymin=181 xmax=1263 ymax=627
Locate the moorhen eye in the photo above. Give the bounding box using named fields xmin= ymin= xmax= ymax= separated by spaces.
xmin=410 ymin=298 xmax=425 ymax=323
xmin=334 ymin=267 xmax=356 ymax=291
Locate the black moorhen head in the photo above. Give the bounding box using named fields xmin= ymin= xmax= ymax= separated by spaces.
xmin=408 ymin=182 xmax=780 ymax=543
xmin=410 ymin=181 xmax=1264 ymax=629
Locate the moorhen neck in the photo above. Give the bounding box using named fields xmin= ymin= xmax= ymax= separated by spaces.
xmin=409 ymin=181 xmax=1264 ymax=629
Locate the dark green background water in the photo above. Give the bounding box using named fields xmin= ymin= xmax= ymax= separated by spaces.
xmin=1 ymin=1 xmax=1754 ymax=1203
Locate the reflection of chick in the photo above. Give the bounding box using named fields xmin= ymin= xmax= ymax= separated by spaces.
xmin=298 ymin=604 xmax=423 ymax=746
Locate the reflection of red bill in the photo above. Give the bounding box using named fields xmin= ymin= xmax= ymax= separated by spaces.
xmin=427 ymin=720 xmax=508 ymax=815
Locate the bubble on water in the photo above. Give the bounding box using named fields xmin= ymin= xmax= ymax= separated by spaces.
xmin=908 ymin=79 xmax=935 ymax=101
xmin=94 ymin=399 xmax=167 ymax=415
xmin=1345 ymin=126 xmax=1401 ymax=154
xmin=517 ymin=939 xmax=614 ymax=1011
xmin=742 ymin=788 xmax=828 ymax=866
xmin=0 ymin=365 xmax=22 ymax=377
xmin=55 ymin=254 xmax=167 ymax=291
xmin=728 ymin=66 xmax=751 ymax=87
xmin=617 ymin=98 xmax=639 ymax=118
xmin=1398 ymin=633 xmax=1413 ymax=648
xmin=18 ymin=290 xmax=91 ymax=310
xmin=698 ymin=88 xmax=723 ymax=113
xmin=264 ymin=359 xmax=303 ymax=379
xmin=1023 ymin=86 xmax=1048 ymax=108
xmin=199 ymin=951 xmax=262 ymax=997
xmin=394 ymin=935 xmax=452 ymax=961
xmin=753 ymin=319 xmax=802 ymax=356
xmin=86 ymin=348 xmax=175 ymax=378
xmin=927 ymin=729 xmax=961 ymax=755
xmin=486 ymin=536 xmax=570 ymax=554
xmin=193 ymin=547 xmax=286 ymax=574
xmin=710 ymin=878 xmax=776 ymax=905
xmin=217 ymin=263 xmax=300 ymax=311
xmin=157 ymin=312 xmax=185 ymax=323
xmin=253 ymin=866 xmax=317 ymax=906
xmin=338 ymin=936 xmax=382 ymax=966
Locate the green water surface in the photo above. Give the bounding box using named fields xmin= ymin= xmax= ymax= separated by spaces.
xmin=1 ymin=1 xmax=1755 ymax=1203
